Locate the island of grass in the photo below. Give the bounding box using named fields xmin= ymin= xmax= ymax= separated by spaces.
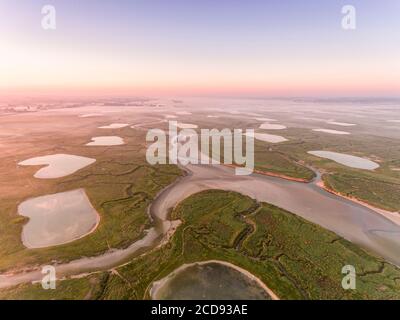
xmin=253 ymin=147 xmax=315 ymax=182
xmin=322 ymin=171 xmax=400 ymax=212
xmin=1 ymin=190 xmax=399 ymax=300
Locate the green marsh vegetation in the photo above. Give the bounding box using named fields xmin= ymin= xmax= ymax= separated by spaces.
xmin=0 ymin=126 xmax=182 ymax=271
xmin=252 ymin=126 xmax=400 ymax=211
xmin=3 ymin=190 xmax=399 ymax=300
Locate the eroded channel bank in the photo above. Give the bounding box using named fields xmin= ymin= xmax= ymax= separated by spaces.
xmin=1 ymin=163 xmax=400 ymax=288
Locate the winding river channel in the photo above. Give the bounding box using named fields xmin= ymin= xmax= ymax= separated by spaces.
xmin=1 ymin=163 xmax=400 ymax=288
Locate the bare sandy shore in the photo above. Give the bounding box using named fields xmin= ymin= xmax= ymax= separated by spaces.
xmin=316 ymin=181 xmax=400 ymax=226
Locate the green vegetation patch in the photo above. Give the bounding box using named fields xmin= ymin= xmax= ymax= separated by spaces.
xmin=0 ymin=157 xmax=182 ymax=271
xmin=323 ymin=172 xmax=400 ymax=212
xmin=5 ymin=190 xmax=399 ymax=299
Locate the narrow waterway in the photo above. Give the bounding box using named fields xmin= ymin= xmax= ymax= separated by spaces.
xmin=1 ymin=163 xmax=399 ymax=288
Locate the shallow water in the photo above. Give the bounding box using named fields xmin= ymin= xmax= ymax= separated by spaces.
xmin=78 ymin=113 xmax=103 ymax=118
xmin=244 ymin=132 xmax=288 ymax=143
xmin=308 ymin=151 xmax=379 ymax=170
xmin=259 ymin=123 xmax=286 ymax=130
xmin=326 ymin=121 xmax=356 ymax=127
xmin=2 ymin=163 xmax=400 ymax=287
xmin=174 ymin=123 xmax=198 ymax=129
xmin=18 ymin=154 xmax=96 ymax=179
xmin=313 ymin=128 xmax=350 ymax=135
xmin=19 ymin=189 xmax=99 ymax=248
xmin=86 ymin=136 xmax=125 ymax=146
xmin=151 ymin=164 xmax=400 ymax=267
xmin=151 ymin=262 xmax=272 ymax=300
xmin=98 ymin=123 xmax=129 ymax=129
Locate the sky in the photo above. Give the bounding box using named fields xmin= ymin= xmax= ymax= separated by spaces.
xmin=1 ymin=0 xmax=400 ymax=97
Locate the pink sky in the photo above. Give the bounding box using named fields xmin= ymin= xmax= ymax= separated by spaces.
xmin=1 ymin=0 xmax=400 ymax=97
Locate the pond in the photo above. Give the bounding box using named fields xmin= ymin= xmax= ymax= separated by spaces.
xmin=18 ymin=154 xmax=95 ymax=179
xmin=86 ymin=136 xmax=125 ymax=146
xmin=326 ymin=121 xmax=356 ymax=127
xmin=259 ymin=123 xmax=286 ymax=130
xmin=308 ymin=150 xmax=379 ymax=170
xmin=244 ymin=132 xmax=288 ymax=143
xmin=78 ymin=113 xmax=103 ymax=118
xmin=19 ymin=189 xmax=100 ymax=248
xmin=312 ymin=129 xmax=350 ymax=135
xmin=173 ymin=123 xmax=199 ymax=129
xmin=98 ymin=123 xmax=129 ymax=129
xmin=151 ymin=261 xmax=274 ymax=300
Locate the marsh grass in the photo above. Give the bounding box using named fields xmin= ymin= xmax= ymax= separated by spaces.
xmin=5 ymin=190 xmax=399 ymax=299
